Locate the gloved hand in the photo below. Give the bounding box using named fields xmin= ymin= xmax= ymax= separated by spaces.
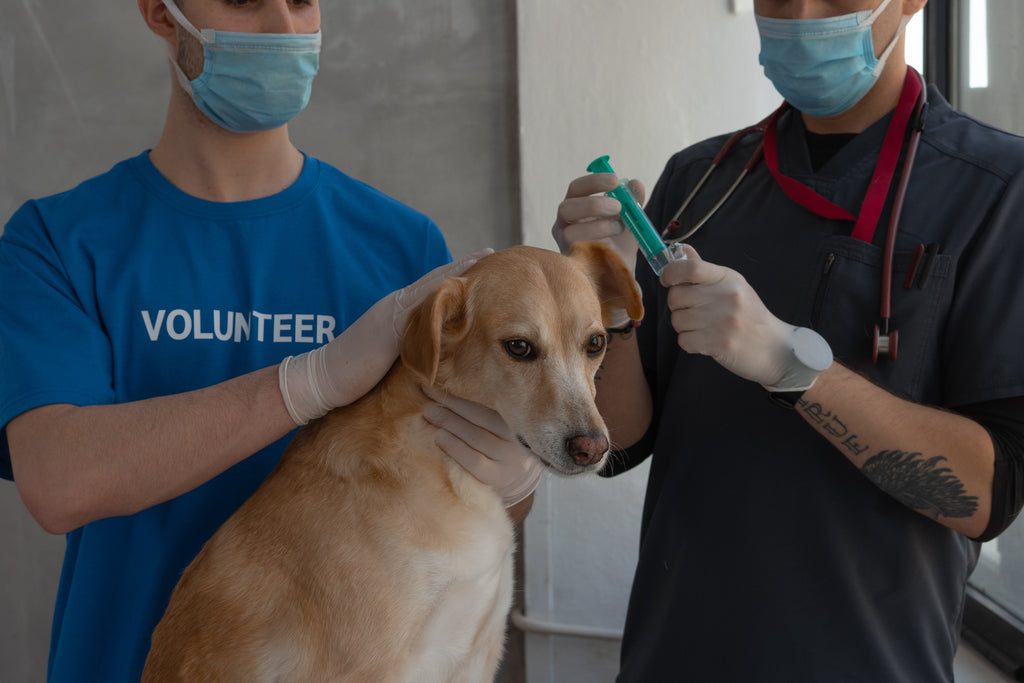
xmin=660 ymin=244 xmax=832 ymax=392
xmin=422 ymin=389 xmax=545 ymax=507
xmin=279 ymin=250 xmax=492 ymax=425
xmin=552 ymin=173 xmax=644 ymax=328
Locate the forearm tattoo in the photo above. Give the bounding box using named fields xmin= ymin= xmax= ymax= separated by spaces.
xmin=862 ymin=450 xmax=979 ymax=519
xmin=797 ymin=400 xmax=979 ymax=520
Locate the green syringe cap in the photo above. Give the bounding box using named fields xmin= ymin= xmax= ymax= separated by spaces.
xmin=587 ymin=155 xmax=615 ymax=174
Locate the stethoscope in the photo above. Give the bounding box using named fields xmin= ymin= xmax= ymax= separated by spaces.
xmin=661 ymin=68 xmax=929 ymax=363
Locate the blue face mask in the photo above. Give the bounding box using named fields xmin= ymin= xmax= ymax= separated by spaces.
xmin=756 ymin=0 xmax=909 ymax=118
xmin=162 ymin=0 xmax=321 ymax=133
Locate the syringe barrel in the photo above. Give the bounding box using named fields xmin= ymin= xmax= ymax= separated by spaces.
xmin=587 ymin=155 xmax=674 ymax=275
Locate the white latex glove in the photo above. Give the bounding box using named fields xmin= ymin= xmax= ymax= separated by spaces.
xmin=660 ymin=244 xmax=832 ymax=392
xmin=552 ymin=172 xmax=644 ymax=328
xmin=421 ymin=389 xmax=545 ymax=507
xmin=279 ymin=250 xmax=492 ymax=425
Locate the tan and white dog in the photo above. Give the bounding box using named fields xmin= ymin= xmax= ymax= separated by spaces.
xmin=141 ymin=242 xmax=643 ymax=682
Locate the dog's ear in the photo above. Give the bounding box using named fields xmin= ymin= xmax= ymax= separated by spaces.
xmin=569 ymin=241 xmax=644 ymax=325
xmin=400 ymin=276 xmax=469 ymax=385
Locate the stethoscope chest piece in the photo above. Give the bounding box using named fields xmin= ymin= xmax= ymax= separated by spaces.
xmin=873 ymin=325 xmax=898 ymax=363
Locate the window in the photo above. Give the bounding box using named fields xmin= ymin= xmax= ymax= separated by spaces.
xmin=953 ymin=0 xmax=1023 ymax=136
xmin=923 ymin=1 xmax=1024 ymax=678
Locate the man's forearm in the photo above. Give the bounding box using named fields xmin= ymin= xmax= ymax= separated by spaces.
xmin=595 ymin=328 xmax=652 ymax=451
xmin=797 ymin=363 xmax=995 ymax=538
xmin=7 ymin=364 xmax=297 ymax=535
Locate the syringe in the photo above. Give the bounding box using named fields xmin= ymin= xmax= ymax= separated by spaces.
xmin=587 ymin=155 xmax=683 ymax=276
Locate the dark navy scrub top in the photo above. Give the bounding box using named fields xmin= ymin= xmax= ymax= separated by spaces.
xmin=609 ymin=87 xmax=1024 ymax=682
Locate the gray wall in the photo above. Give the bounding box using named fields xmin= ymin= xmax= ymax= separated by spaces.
xmin=0 ymin=2 xmax=518 ymax=681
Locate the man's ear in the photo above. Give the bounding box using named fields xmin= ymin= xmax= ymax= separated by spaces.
xmin=400 ymin=277 xmax=469 ymax=385
xmin=569 ymin=241 xmax=644 ymax=325
xmin=138 ymin=0 xmax=178 ymax=42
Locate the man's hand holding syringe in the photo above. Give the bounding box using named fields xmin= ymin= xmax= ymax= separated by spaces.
xmin=553 ymin=156 xmax=831 ymax=399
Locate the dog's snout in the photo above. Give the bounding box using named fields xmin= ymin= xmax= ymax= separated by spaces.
xmin=565 ymin=434 xmax=609 ymax=467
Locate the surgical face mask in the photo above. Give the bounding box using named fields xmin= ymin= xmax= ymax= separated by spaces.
xmin=756 ymin=0 xmax=911 ymax=118
xmin=162 ymin=0 xmax=321 ymax=133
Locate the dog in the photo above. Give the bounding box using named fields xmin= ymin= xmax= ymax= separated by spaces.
xmin=141 ymin=242 xmax=644 ymax=682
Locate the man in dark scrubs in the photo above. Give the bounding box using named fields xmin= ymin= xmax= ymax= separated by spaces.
xmin=553 ymin=0 xmax=1024 ymax=680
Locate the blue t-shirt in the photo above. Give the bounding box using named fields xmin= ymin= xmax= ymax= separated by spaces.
xmin=0 ymin=151 xmax=451 ymax=682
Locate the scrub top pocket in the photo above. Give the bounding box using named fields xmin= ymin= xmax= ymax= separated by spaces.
xmin=809 ymin=235 xmax=954 ymax=405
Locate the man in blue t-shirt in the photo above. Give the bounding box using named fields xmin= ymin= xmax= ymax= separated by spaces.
xmin=0 ymin=1 xmax=540 ymax=681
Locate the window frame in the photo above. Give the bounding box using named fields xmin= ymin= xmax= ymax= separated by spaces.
xmin=924 ymin=0 xmax=1024 ymax=677
xmin=923 ymin=0 xmax=955 ymax=101
xmin=962 ymin=586 xmax=1024 ymax=680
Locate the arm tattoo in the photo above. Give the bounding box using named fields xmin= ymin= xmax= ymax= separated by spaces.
xmin=798 ymin=400 xmax=870 ymax=456
xmin=862 ymin=450 xmax=979 ymax=519
xmin=798 ymin=401 xmax=979 ymax=520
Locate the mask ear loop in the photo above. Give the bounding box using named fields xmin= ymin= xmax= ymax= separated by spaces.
xmin=863 ymin=0 xmax=896 ymax=24
xmin=872 ymin=14 xmax=912 ymax=77
xmin=159 ymin=0 xmax=214 ymax=96
xmin=161 ymin=0 xmax=215 ymax=44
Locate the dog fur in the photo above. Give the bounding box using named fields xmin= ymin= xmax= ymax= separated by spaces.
xmin=141 ymin=242 xmax=643 ymax=682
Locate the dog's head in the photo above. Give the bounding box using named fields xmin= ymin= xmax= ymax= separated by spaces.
xmin=401 ymin=242 xmax=644 ymax=475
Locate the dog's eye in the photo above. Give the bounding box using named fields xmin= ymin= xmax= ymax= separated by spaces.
xmin=503 ymin=339 xmax=535 ymax=360
xmin=585 ymin=334 xmax=607 ymax=356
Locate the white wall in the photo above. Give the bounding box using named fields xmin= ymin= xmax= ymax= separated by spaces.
xmin=516 ymin=0 xmax=777 ymax=249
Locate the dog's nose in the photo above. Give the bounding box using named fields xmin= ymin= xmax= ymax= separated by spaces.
xmin=565 ymin=434 xmax=609 ymax=467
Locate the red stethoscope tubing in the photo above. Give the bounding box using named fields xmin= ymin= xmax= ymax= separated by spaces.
xmin=875 ymin=74 xmax=927 ymax=361
xmin=661 ymin=68 xmax=928 ymax=363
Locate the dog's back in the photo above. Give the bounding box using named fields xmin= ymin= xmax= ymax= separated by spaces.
xmin=142 ymin=243 xmax=642 ymax=682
